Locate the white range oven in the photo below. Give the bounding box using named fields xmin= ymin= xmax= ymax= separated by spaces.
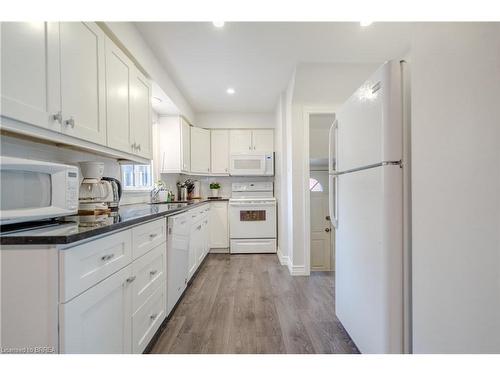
xmin=229 ymin=182 xmax=276 ymax=253
xmin=0 ymin=156 xmax=79 ymax=225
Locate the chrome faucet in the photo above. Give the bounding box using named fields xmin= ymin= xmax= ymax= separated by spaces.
xmin=150 ymin=186 xmax=161 ymax=203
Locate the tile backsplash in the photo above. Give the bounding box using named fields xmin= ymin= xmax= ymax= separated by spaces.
xmin=159 ymin=173 xmax=274 ymax=200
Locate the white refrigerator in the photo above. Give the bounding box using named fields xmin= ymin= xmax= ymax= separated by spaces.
xmin=329 ymin=60 xmax=411 ymax=353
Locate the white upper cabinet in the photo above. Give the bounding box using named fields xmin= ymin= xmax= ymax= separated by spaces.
xmin=210 ymin=130 xmax=229 ymax=174
xmin=105 ymin=37 xmax=152 ymax=160
xmin=158 ymin=116 xmax=191 ymax=174
xmin=229 ymin=129 xmax=253 ymax=153
xmin=180 ymin=118 xmax=191 ymax=172
xmin=252 ymin=129 xmax=274 ymax=152
xmin=130 ymin=68 xmax=152 ymax=159
xmin=1 ymin=22 xmax=61 ymax=132
xmin=105 ymin=37 xmax=132 ymax=153
xmin=229 ymin=129 xmax=274 ymax=153
xmin=59 ymin=22 xmax=107 ymax=145
xmin=190 ymin=127 xmax=211 ymax=174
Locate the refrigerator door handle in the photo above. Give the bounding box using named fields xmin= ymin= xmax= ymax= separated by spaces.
xmin=329 ymin=119 xmax=338 ymax=174
xmin=330 ymin=174 xmax=339 ymax=229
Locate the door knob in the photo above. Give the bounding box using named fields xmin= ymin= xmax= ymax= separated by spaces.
xmin=325 ymin=228 xmax=331 ymax=232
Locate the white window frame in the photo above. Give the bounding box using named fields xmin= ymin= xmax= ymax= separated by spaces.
xmin=121 ymin=162 xmax=154 ymax=192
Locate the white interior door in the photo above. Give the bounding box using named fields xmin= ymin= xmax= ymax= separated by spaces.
xmin=310 ymin=171 xmax=332 ymax=271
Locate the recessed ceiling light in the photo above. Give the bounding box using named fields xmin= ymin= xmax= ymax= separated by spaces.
xmin=226 ymin=87 xmax=235 ymax=95
xmin=213 ymin=21 xmax=225 ymax=28
xmin=360 ymin=21 xmax=373 ymax=27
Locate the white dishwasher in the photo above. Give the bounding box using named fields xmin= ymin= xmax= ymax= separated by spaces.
xmin=166 ymin=211 xmax=190 ymax=315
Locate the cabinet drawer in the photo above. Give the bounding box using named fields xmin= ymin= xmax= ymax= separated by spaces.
xmin=132 ymin=285 xmax=166 ymax=354
xmin=131 ymin=243 xmax=166 ymax=314
xmin=132 ymin=218 xmax=166 ymax=260
xmin=60 ymin=230 xmax=132 ymax=302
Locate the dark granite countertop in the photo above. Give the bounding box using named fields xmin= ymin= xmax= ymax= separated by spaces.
xmin=0 ymin=198 xmax=228 ymax=246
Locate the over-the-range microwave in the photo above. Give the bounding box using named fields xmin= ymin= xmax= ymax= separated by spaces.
xmin=229 ymin=153 xmax=274 ymax=176
xmin=0 ymin=156 xmax=79 ymax=225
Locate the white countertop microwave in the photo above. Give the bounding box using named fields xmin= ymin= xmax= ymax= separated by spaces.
xmin=0 ymin=156 xmax=79 ymax=225
xmin=229 ymin=153 xmax=274 ymax=176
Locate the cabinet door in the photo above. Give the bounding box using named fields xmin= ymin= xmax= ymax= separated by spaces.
xmin=190 ymin=127 xmax=211 ymax=174
xmin=105 ymin=37 xmax=132 ymax=153
xmin=130 ymin=68 xmax=152 ymax=159
xmin=1 ymin=22 xmax=61 ymax=131
xmin=210 ymin=202 xmax=229 ymax=248
xmin=252 ymin=129 xmax=274 ymax=152
xmin=180 ymin=118 xmax=191 ymax=172
xmin=60 ymin=22 xmax=106 ymax=145
xmin=230 ymin=129 xmax=253 ymax=153
xmin=60 ymin=265 xmax=132 ymax=354
xmin=211 ymin=130 xmax=229 ymax=174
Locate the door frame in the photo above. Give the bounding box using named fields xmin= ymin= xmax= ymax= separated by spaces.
xmin=303 ymin=107 xmax=336 ymax=275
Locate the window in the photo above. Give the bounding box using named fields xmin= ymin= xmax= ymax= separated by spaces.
xmin=121 ymin=163 xmax=153 ymax=191
xmin=309 ymin=178 xmax=323 ymax=192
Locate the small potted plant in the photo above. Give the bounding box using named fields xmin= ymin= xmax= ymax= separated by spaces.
xmin=209 ymin=182 xmax=221 ymax=198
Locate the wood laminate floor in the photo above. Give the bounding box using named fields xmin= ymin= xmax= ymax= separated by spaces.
xmin=150 ymin=253 xmax=359 ymax=354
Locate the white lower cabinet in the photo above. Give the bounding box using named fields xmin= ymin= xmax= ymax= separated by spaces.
xmin=59 ymin=218 xmax=167 ymax=354
xmin=59 ymin=264 xmax=133 ymax=354
xmin=132 ymin=284 xmax=166 ymax=354
xmin=210 ymin=201 xmax=229 ymax=250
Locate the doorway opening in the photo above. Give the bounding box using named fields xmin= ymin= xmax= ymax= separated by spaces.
xmin=308 ymin=112 xmax=335 ymax=272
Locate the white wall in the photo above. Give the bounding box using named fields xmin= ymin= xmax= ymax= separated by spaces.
xmin=411 ymin=23 xmax=500 ymax=353
xmin=309 ymin=113 xmax=334 ymax=162
xmin=103 ymin=22 xmax=195 ymax=123
xmin=195 ymin=112 xmax=274 ymax=129
xmin=285 ymin=62 xmax=379 ymax=273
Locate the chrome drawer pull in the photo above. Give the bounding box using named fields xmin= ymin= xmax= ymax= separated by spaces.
xmin=101 ymin=254 xmax=114 ymax=261
xmin=150 ymin=313 xmax=158 ymax=320
xmin=149 ymin=233 xmax=158 ymax=239
xmin=150 ymin=270 xmax=158 ymax=276
xmin=126 ymin=276 xmax=136 ymax=283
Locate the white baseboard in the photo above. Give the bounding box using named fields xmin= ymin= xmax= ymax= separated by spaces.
xmin=209 ymin=248 xmax=229 ymax=254
xmin=276 ymin=246 xmax=289 ymax=266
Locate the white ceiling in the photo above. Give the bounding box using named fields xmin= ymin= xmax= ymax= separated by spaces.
xmin=136 ymin=22 xmax=414 ymax=113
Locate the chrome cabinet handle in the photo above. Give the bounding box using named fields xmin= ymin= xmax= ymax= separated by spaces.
xmin=150 ymin=270 xmax=158 ymax=276
xmin=150 ymin=313 xmax=158 ymax=320
xmin=149 ymin=233 xmax=158 ymax=239
xmin=64 ymin=116 xmax=75 ymax=128
xmin=325 ymin=228 xmax=331 ymax=232
xmin=126 ymin=276 xmax=136 ymax=283
xmin=52 ymin=112 xmax=62 ymax=124
xmin=101 ymin=254 xmax=114 ymax=261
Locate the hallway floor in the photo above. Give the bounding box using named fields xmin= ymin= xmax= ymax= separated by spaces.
xmin=150 ymin=253 xmax=359 ymax=354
